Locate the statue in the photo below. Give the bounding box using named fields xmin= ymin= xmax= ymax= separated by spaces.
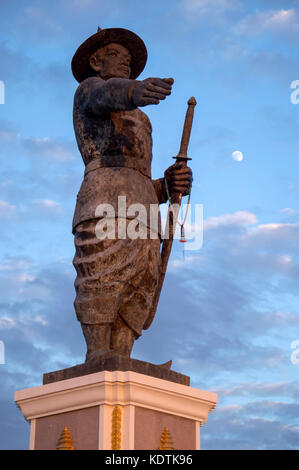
xmin=71 ymin=28 xmax=193 ymax=362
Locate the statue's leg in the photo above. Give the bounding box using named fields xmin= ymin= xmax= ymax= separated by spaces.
xmin=81 ymin=323 xmax=112 ymax=361
xmin=73 ymin=218 xmax=146 ymax=360
xmin=73 ymin=219 xmax=121 ymax=361
xmin=116 ymin=234 xmax=162 ymax=348
xmin=110 ymin=316 xmax=138 ymax=356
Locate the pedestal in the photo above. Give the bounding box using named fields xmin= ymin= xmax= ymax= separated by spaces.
xmin=14 ymin=370 xmax=217 ymax=450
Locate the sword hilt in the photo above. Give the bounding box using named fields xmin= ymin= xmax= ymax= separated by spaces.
xmin=173 ymin=96 xmax=197 ymax=164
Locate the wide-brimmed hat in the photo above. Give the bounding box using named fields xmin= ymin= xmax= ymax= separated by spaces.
xmin=71 ymin=27 xmax=147 ymax=83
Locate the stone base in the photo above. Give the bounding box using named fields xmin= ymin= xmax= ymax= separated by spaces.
xmin=43 ymin=354 xmax=189 ymax=386
xmin=15 ymin=370 xmax=217 ymax=450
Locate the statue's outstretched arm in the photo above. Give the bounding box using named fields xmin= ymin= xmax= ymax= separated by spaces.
xmin=74 ymin=76 xmax=138 ymax=115
xmin=75 ymin=76 xmax=174 ymax=115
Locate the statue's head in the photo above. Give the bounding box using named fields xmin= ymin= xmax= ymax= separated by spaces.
xmin=89 ymin=43 xmax=131 ymax=80
xmin=71 ymin=27 xmax=147 ymax=83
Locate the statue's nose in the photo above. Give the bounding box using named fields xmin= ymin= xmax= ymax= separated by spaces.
xmin=122 ymin=56 xmax=130 ymax=66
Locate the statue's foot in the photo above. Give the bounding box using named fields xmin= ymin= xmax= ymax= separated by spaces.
xmin=85 ymin=349 xmax=114 ymax=362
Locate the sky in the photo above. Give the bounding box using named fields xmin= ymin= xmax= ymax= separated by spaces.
xmin=0 ymin=0 xmax=299 ymax=450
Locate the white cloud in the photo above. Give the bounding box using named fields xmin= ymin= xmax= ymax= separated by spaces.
xmin=33 ymin=199 xmax=62 ymax=211
xmin=0 ymin=130 xmax=20 ymax=142
xmin=0 ymin=199 xmax=16 ymax=217
xmin=0 ymin=313 xmax=47 ymax=331
xmin=204 ymin=210 xmax=258 ymax=230
xmin=250 ymin=223 xmax=299 ymax=236
xmin=0 ymin=180 xmax=13 ymax=189
xmin=0 ymin=259 xmax=32 ymax=272
xmin=277 ymin=255 xmax=292 ymax=265
xmin=217 ymin=404 xmax=244 ymax=412
xmin=20 ymin=5 xmax=63 ymax=39
xmin=236 ymin=8 xmax=299 ymax=39
xmin=0 ymin=316 xmax=16 ymax=329
xmin=255 ymin=222 xmax=297 ymax=231
xmin=169 ymin=254 xmax=206 ymax=270
xmin=18 ymin=313 xmax=48 ymax=327
xmin=168 ymin=210 xmax=299 ymax=290
xmin=23 ymin=137 xmax=74 ymax=162
xmin=216 ymin=381 xmax=293 ymax=399
xmin=0 ymin=258 xmax=37 ymax=299
xmin=66 ymin=0 xmax=97 ymax=6
xmin=183 ymin=0 xmax=239 ymax=15
xmin=280 ymin=208 xmax=297 ymax=215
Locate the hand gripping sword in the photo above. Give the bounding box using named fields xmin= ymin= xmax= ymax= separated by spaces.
xmin=144 ymin=96 xmax=197 ymax=330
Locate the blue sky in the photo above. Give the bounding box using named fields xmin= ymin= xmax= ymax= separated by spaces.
xmin=0 ymin=0 xmax=299 ymax=450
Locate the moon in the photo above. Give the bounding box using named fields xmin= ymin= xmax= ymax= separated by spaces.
xmin=232 ymin=150 xmax=244 ymax=162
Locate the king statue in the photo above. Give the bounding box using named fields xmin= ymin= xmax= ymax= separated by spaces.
xmin=71 ymin=27 xmax=192 ymax=362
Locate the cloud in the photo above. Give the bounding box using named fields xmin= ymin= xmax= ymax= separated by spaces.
xmin=0 ymin=119 xmax=20 ymax=142
xmin=0 ymin=314 xmax=46 ymax=331
xmin=0 ymin=0 xmax=298 ymax=451
xmin=0 ymin=43 xmax=33 ymax=84
xmin=236 ymin=8 xmax=299 ymax=40
xmin=0 ymin=257 xmax=83 ymax=365
xmin=64 ymin=0 xmax=99 ymax=7
xmin=1 ymin=207 xmax=299 ymax=449
xmin=0 ymin=131 xmax=81 ymax=212
xmin=215 ymin=381 xmax=299 ymax=399
xmin=247 ymin=222 xmax=299 ymax=251
xmin=280 ymin=208 xmax=298 ymax=215
xmin=202 ymin=402 xmax=299 ymax=449
xmin=204 ymin=210 xmax=258 ymax=229
xmin=182 ymin=0 xmax=239 ymax=16
xmin=32 ymin=199 xmax=62 ymax=212
xmin=14 ymin=5 xmax=63 ymax=44
xmin=156 ymin=211 xmax=299 ymax=373
xmin=23 ymin=137 xmax=75 ymax=162
xmin=0 ymin=258 xmax=38 ymax=301
xmin=200 ymin=377 xmax=299 ymax=449
xmin=198 ymin=211 xmax=299 ymax=260
xmin=0 ymin=200 xmax=16 ymax=218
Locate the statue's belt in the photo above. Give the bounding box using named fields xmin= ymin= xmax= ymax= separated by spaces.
xmin=84 ymin=158 xmax=150 ymax=179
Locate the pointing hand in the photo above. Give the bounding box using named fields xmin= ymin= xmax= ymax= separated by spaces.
xmin=132 ymin=77 xmax=174 ymax=107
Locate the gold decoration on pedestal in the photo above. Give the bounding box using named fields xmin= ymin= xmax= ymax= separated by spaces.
xmin=158 ymin=427 xmax=175 ymax=450
xmin=111 ymin=406 xmax=122 ymax=450
xmin=55 ymin=426 xmax=75 ymax=450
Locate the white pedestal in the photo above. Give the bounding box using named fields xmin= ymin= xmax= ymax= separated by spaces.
xmin=14 ymin=370 xmax=217 ymax=450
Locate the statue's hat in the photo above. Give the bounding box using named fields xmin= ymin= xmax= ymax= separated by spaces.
xmin=71 ymin=27 xmax=147 ymax=83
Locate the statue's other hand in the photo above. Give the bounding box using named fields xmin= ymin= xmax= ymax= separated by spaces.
xmin=164 ymin=161 xmax=193 ymax=196
xmin=132 ymin=77 xmax=174 ymax=107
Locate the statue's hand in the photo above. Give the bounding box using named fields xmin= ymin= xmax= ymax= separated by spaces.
xmin=132 ymin=77 xmax=173 ymax=107
xmin=164 ymin=161 xmax=193 ymax=197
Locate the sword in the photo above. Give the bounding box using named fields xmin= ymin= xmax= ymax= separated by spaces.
xmin=144 ymin=96 xmax=197 ymax=330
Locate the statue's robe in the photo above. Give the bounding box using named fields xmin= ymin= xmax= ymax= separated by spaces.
xmin=72 ymin=77 xmax=163 ymax=336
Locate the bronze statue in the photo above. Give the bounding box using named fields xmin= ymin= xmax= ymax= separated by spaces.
xmin=71 ymin=28 xmax=192 ymax=362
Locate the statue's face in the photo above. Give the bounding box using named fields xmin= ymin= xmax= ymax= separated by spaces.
xmin=89 ymin=43 xmax=131 ymax=80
